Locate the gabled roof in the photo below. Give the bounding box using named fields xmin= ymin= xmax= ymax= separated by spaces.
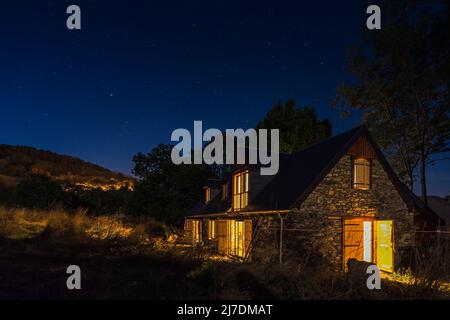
xmin=188 ymin=125 xmax=442 ymax=225
xmin=250 ymin=126 xmax=362 ymax=210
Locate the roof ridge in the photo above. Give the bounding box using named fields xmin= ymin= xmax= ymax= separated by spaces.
xmin=290 ymin=125 xmax=364 ymax=157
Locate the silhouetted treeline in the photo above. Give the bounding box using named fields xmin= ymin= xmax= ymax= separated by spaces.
xmin=0 ymin=103 xmax=332 ymax=226
xmin=0 ymin=175 xmax=133 ymax=216
xmin=130 ymin=144 xmax=217 ymax=226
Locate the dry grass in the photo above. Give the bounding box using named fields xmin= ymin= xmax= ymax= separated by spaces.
xmin=0 ymin=207 xmax=171 ymax=244
xmin=0 ymin=207 xmax=449 ymax=300
xmin=0 ymin=207 xmax=204 ymax=299
xmin=385 ymin=239 xmax=450 ymax=296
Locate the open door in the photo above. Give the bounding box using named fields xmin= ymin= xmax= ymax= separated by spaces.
xmin=344 ymin=218 xmax=364 ymax=268
xmin=343 ymin=218 xmax=374 ymax=270
xmin=376 ymin=220 xmax=393 ymax=272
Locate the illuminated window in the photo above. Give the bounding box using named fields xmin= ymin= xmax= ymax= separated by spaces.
xmin=192 ymin=220 xmax=201 ymax=243
xmin=205 ymin=187 xmax=211 ymax=203
xmin=229 ymin=220 xmax=245 ymax=257
xmin=207 ymin=220 xmax=216 ymax=240
xmin=353 ymin=158 xmax=371 ymax=190
xmin=233 ymin=170 xmax=249 ymax=210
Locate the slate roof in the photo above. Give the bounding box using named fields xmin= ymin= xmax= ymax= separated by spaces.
xmin=250 ymin=126 xmax=362 ymax=210
xmin=189 ymin=191 xmax=231 ymax=215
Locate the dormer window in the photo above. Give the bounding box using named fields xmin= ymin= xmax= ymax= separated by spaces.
xmin=233 ymin=170 xmax=249 ymax=210
xmin=205 ymin=187 xmax=211 ymax=203
xmin=352 ymin=158 xmax=371 ymax=190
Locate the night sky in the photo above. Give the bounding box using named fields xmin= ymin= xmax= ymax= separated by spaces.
xmin=1 ymin=1 xmax=448 ymax=196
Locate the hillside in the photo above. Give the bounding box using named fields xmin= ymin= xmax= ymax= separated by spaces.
xmin=0 ymin=144 xmax=135 ymax=190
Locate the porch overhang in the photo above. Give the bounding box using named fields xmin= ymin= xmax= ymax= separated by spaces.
xmin=186 ymin=209 xmax=291 ymax=219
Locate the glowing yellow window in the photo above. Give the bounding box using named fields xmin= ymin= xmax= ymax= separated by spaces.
xmin=205 ymin=187 xmax=211 ymax=203
xmin=353 ymin=158 xmax=371 ymax=190
xmin=192 ymin=220 xmax=201 ymax=243
xmin=233 ymin=171 xmax=249 ymax=210
xmin=229 ymin=220 xmax=245 ymax=257
xmin=207 ymin=220 xmax=216 ymax=240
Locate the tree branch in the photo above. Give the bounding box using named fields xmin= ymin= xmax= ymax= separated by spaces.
xmin=427 ymin=157 xmax=450 ymax=165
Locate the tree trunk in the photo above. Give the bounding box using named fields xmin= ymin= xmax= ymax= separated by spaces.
xmin=407 ymin=171 xmax=414 ymax=191
xmin=419 ymin=149 xmax=428 ymax=205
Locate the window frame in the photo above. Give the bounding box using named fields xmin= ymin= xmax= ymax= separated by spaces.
xmin=233 ymin=170 xmax=249 ymax=211
xmin=229 ymin=220 xmax=245 ymax=257
xmin=192 ymin=220 xmax=201 ymax=243
xmin=207 ymin=220 xmax=216 ymax=240
xmin=352 ymin=157 xmax=372 ymax=190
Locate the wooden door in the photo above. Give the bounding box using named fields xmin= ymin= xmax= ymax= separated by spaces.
xmin=343 ymin=218 xmax=364 ymax=269
xmin=376 ymin=220 xmax=393 ymax=272
xmin=216 ymin=220 xmax=229 ymax=255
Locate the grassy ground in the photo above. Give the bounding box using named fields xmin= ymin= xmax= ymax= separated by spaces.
xmin=0 ymin=207 xmax=449 ymax=300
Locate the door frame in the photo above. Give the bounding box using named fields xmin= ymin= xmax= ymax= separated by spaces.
xmin=341 ymin=217 xmax=395 ymax=272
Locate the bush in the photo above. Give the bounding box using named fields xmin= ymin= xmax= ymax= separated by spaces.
xmin=14 ymin=175 xmax=64 ymax=209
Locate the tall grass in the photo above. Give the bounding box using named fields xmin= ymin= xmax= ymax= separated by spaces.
xmin=0 ymin=207 xmax=449 ymax=299
xmin=0 ymin=206 xmax=170 ymax=245
xmin=0 ymin=207 xmax=209 ymax=299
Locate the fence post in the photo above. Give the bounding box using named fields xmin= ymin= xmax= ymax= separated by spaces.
xmin=279 ymin=214 xmax=283 ymax=265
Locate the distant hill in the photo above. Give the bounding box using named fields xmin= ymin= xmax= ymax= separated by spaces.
xmin=0 ymin=144 xmax=135 ymax=190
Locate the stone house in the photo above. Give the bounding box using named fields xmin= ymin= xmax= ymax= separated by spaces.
xmin=184 ymin=126 xmax=442 ymax=272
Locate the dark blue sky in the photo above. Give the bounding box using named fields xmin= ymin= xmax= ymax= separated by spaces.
xmin=1 ymin=1 xmax=448 ymax=196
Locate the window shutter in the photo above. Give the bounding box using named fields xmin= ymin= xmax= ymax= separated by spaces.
xmin=184 ymin=219 xmax=193 ymax=243
xmin=244 ymin=220 xmax=252 ymax=259
xmin=352 ymin=158 xmax=371 ymax=190
xmin=217 ymin=220 xmax=229 ymax=255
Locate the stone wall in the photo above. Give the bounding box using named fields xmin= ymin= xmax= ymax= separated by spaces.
xmin=252 ymin=154 xmax=415 ymax=270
